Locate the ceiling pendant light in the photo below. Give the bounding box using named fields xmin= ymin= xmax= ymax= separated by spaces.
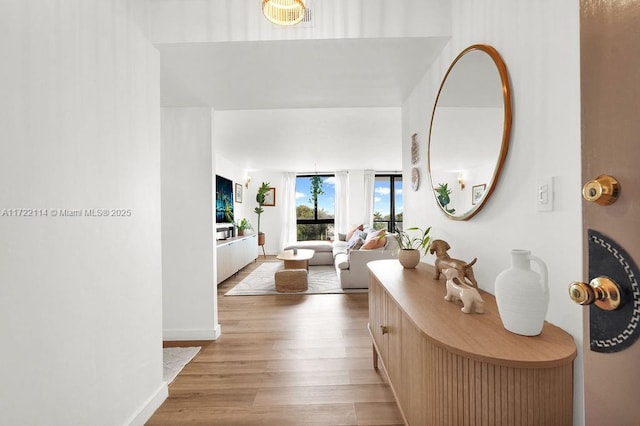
xmin=262 ymin=0 xmax=306 ymax=26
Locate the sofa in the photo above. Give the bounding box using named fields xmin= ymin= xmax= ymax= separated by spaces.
xmin=282 ymin=240 xmax=336 ymax=266
xmin=283 ymin=226 xmax=399 ymax=289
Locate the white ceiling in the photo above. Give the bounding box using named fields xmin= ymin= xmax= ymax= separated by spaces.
xmin=157 ymin=36 xmax=448 ymax=171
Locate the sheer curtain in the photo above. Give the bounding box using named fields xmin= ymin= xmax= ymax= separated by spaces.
xmin=363 ymin=170 xmax=375 ymax=226
xmin=280 ymin=172 xmax=297 ymax=247
xmin=334 ymin=170 xmax=349 ymax=235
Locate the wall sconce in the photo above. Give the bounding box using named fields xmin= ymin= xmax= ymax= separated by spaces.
xmin=458 ymin=174 xmax=465 ymax=190
xmin=245 ymin=176 xmax=252 ymax=189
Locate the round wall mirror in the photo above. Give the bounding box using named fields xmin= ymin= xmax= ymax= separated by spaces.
xmin=427 ymin=44 xmax=512 ymax=220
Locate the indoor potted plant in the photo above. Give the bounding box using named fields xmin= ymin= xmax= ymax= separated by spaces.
xmin=254 ymin=182 xmax=270 ymax=247
xmin=393 ymin=226 xmax=432 ymax=268
xmin=235 ymin=218 xmax=252 ymax=237
xmin=436 ymin=183 xmax=455 ymax=214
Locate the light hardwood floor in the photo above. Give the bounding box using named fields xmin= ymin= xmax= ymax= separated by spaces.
xmin=148 ymin=256 xmax=404 ymax=425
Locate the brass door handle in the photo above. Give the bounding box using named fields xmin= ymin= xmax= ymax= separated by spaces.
xmin=569 ymin=276 xmax=621 ymax=311
xmin=380 ymin=325 xmax=389 ymax=335
xmin=582 ymin=175 xmax=620 ymax=205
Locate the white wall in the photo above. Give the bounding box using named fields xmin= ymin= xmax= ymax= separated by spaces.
xmin=0 ymin=1 xmax=164 ymax=425
xmin=246 ymin=171 xmax=288 ymax=254
xmin=402 ymin=0 xmax=583 ymax=423
xmin=212 ymin=107 xmax=402 ymax=173
xmin=161 ymin=108 xmax=220 ymax=341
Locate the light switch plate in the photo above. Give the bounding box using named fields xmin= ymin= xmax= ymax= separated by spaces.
xmin=537 ymin=177 xmax=554 ymax=212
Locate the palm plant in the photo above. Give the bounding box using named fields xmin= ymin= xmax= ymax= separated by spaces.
xmin=254 ymin=182 xmax=270 ymax=235
xmin=393 ymin=226 xmax=432 ymax=255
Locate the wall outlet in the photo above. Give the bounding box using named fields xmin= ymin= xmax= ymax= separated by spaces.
xmin=537 ymin=177 xmax=554 ymax=212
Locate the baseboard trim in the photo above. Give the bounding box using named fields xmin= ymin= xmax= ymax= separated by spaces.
xmin=163 ymin=339 xmax=214 ymax=348
xmin=127 ymin=382 xmax=168 ymax=426
xmin=162 ymin=324 xmax=221 ymax=341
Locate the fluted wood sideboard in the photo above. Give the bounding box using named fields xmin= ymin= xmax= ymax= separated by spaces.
xmin=368 ymin=260 xmax=576 ymax=425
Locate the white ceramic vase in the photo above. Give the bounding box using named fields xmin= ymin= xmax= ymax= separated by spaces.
xmin=494 ymin=249 xmax=549 ymax=336
xmin=398 ymin=249 xmax=421 ymax=268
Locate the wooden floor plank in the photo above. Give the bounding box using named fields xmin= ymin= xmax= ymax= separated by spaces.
xmin=265 ymin=357 xmax=375 ymax=372
xmin=168 ymin=370 xmax=352 ymax=390
xmin=148 ymin=403 xmax=359 ymax=426
xmin=252 ymin=383 xmax=397 ymax=406
xmin=355 ymin=402 xmax=406 ymax=426
xmin=148 ymin=256 xmax=403 ymax=425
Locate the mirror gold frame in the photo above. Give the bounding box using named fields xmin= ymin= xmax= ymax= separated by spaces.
xmin=427 ymin=44 xmax=512 ymax=220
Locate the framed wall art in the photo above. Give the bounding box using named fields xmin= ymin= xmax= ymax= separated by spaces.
xmin=472 ymin=184 xmax=486 ymax=205
xmin=264 ymin=187 xmax=276 ymax=206
xmin=235 ymin=183 xmax=243 ymax=203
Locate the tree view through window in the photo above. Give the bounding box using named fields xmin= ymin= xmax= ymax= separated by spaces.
xmin=373 ymin=174 xmax=403 ymax=232
xmin=296 ymin=175 xmax=335 ymax=241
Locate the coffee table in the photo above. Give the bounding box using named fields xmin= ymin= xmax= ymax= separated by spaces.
xmin=276 ymin=249 xmax=315 ymax=271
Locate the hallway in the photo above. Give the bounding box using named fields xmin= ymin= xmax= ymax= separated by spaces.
xmin=149 ymin=257 xmax=403 ymax=425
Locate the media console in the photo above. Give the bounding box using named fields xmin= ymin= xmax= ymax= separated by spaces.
xmin=216 ymin=233 xmax=258 ymax=284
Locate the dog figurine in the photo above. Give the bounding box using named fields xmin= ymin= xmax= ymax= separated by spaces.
xmin=429 ymin=239 xmax=478 ymax=287
xmin=443 ymin=268 xmax=485 ymax=314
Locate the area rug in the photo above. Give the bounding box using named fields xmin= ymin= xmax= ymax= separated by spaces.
xmin=225 ymin=262 xmax=367 ymax=296
xmin=163 ymin=346 xmax=200 ymax=384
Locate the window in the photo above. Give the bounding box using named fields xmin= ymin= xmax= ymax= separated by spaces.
xmin=296 ymin=175 xmax=335 ymax=241
xmin=373 ymin=174 xmax=403 ymax=232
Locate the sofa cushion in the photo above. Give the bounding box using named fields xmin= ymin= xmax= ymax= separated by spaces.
xmin=383 ymin=235 xmax=399 ymax=251
xmin=284 ymin=240 xmax=333 ymax=252
xmin=333 ymin=240 xmax=348 ymax=250
xmin=361 ymin=230 xmax=386 ymax=250
xmin=332 ymin=243 xmax=348 ymax=257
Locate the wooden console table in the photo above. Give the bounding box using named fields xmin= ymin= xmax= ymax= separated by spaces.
xmin=368 ymin=260 xmax=576 ymax=425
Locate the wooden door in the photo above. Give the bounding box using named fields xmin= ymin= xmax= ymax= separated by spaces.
xmin=581 ymin=1 xmax=640 ymax=423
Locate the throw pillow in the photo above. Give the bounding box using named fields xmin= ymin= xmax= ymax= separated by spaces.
xmin=346 ymin=224 xmax=364 ymax=241
xmin=363 ymin=225 xmax=375 ymax=235
xmin=346 ymin=230 xmax=365 ymax=250
xmin=352 ymin=238 xmax=365 ymax=251
xmin=361 ymin=229 xmax=386 ymax=250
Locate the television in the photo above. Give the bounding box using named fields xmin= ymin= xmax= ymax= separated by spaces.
xmin=215 ymin=174 xmax=234 ymax=224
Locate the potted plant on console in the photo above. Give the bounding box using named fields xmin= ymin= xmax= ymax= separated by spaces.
xmin=235 ymin=218 xmax=252 ymax=237
xmin=393 ymin=226 xmax=432 ymax=268
xmin=254 ymin=182 xmax=270 ymax=247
